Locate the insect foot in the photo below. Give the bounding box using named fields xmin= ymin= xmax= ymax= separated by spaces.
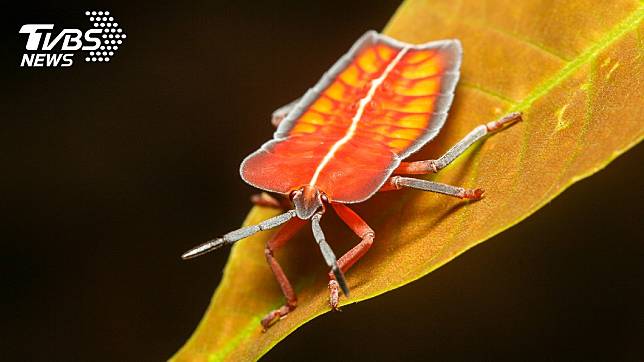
xmin=261 ymin=302 xmax=296 ymax=332
xmin=328 ymin=280 xmax=341 ymax=311
xmin=486 ymin=112 xmax=523 ymax=132
xmin=461 ymin=188 xmax=485 ymax=200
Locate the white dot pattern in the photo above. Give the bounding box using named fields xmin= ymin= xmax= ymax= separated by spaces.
xmin=84 ymin=10 xmax=127 ymax=63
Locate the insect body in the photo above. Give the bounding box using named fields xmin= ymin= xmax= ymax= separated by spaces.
xmin=182 ymin=31 xmax=521 ymax=330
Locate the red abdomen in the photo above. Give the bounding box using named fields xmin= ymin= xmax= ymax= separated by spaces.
xmin=241 ymin=31 xmax=462 ymax=203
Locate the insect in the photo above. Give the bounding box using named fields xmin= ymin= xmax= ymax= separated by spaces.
xmin=182 ymin=30 xmax=521 ymax=331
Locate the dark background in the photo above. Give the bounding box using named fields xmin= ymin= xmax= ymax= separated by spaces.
xmin=2 ymin=1 xmax=642 ymax=361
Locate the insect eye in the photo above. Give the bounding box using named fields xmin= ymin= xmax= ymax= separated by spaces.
xmin=289 ymin=189 xmax=302 ymax=200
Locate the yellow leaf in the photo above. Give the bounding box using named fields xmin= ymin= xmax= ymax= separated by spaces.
xmin=172 ymin=1 xmax=643 ymax=360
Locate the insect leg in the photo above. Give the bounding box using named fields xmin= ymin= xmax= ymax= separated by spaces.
xmin=181 ymin=209 xmax=296 ymax=259
xmin=271 ymin=98 xmax=301 ymax=127
xmin=250 ymin=192 xmax=291 ymax=209
xmin=326 ymin=203 xmax=375 ymax=310
xmin=394 ymin=112 xmax=522 ymax=175
xmin=381 ymin=176 xmax=484 ymax=200
xmin=311 ymin=213 xmax=350 ymax=298
xmin=260 ymin=217 xmax=306 ymax=331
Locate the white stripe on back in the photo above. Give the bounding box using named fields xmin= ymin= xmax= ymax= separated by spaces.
xmin=309 ymin=46 xmax=410 ymax=186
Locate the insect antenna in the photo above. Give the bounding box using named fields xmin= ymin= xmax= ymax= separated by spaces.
xmin=311 ymin=213 xmax=350 ymax=297
xmin=181 ymin=209 xmax=297 ymax=260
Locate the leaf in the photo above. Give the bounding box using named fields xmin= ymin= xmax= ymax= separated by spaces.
xmin=172 ymin=1 xmax=644 ymax=360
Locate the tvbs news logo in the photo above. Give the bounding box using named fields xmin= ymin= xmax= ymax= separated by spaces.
xmin=19 ymin=10 xmax=127 ymax=67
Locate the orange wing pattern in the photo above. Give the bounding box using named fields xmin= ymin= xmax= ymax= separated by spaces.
xmin=241 ymin=31 xmax=462 ymax=203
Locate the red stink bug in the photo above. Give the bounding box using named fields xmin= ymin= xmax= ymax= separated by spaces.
xmin=182 ymin=31 xmax=522 ymax=330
